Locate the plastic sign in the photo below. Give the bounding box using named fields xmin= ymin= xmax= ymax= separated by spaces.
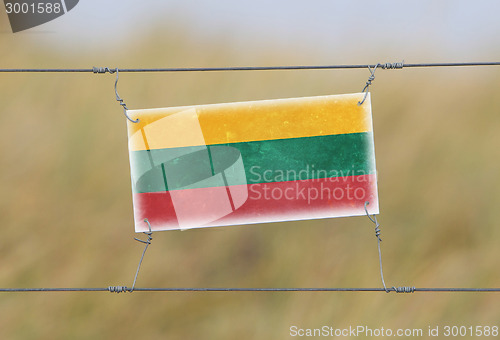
xmin=127 ymin=93 xmax=379 ymax=232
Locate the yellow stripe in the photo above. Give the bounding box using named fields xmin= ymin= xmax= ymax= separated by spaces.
xmin=127 ymin=93 xmax=372 ymax=151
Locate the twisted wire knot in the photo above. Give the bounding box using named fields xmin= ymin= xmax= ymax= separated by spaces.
xmin=374 ymin=221 xmax=382 ymax=242
xmin=392 ymin=286 xmax=415 ymax=293
xmin=92 ymin=66 xmax=138 ymax=123
xmin=363 ymin=73 xmax=375 ymax=91
xmin=358 ymin=61 xmax=404 ymax=105
xmin=365 ymin=202 xmax=416 ymax=294
xmin=358 ymin=64 xmax=378 ymax=105
xmin=380 ymin=61 xmax=404 ymax=70
xmin=364 ymin=201 xmax=382 ymax=242
xmin=134 ymin=219 xmax=153 ymax=245
xmin=108 ymin=286 xmax=129 ymax=293
xmin=92 ymin=67 xmax=116 ymax=74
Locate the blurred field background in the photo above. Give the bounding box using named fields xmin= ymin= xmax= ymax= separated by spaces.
xmin=1 ymin=1 xmax=500 ymax=339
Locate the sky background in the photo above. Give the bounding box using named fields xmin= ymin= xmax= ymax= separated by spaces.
xmin=3 ymin=0 xmax=500 ymax=62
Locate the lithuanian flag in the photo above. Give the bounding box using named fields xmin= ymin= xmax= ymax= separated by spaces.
xmin=127 ymin=93 xmax=378 ymax=232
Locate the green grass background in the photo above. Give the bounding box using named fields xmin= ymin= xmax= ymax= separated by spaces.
xmin=1 ymin=12 xmax=500 ymax=340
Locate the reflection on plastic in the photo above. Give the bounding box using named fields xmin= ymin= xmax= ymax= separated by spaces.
xmin=128 ymin=108 xmax=248 ymax=231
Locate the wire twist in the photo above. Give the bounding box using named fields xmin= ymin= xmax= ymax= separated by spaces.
xmin=113 ymin=68 xmax=139 ymax=123
xmin=108 ymin=286 xmax=129 ymax=293
xmin=364 ymin=201 xmax=417 ymax=294
xmin=364 ymin=201 xmax=388 ymax=292
xmin=106 ymin=219 xmax=154 ymax=294
xmin=358 ymin=61 xmax=404 ymax=105
xmin=358 ymin=64 xmax=378 ymax=106
xmin=364 ymin=201 xmax=382 ymax=241
xmin=380 ymin=61 xmax=405 ymax=69
xmin=129 ymin=219 xmax=154 ymax=292
xmin=93 ymin=66 xmax=139 ymax=123
xmin=391 ymin=286 xmax=415 ymax=293
xmin=92 ymin=67 xmax=115 ymax=74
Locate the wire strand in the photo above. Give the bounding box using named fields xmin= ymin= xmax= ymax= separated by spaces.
xmin=1 ymin=62 xmax=500 ymax=73
xmin=0 ymin=287 xmax=499 ymax=293
xmin=1 ymin=60 xmax=499 ymax=294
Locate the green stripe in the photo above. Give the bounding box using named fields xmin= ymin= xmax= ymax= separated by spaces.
xmin=130 ymin=132 xmax=375 ymax=193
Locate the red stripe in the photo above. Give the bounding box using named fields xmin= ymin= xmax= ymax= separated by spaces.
xmin=133 ymin=174 xmax=378 ymax=232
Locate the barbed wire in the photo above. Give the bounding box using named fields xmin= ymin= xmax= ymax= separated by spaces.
xmin=0 ymin=61 xmax=499 ymax=73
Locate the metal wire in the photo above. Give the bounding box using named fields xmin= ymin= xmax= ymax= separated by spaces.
xmin=0 ymin=211 xmax=497 ymax=294
xmin=1 ymin=287 xmax=499 ymax=293
xmin=1 ymin=62 xmax=500 ymax=73
xmin=364 ymin=201 xmax=390 ymax=292
xmin=1 ymin=60 xmax=499 ymax=294
xmin=130 ymin=219 xmax=154 ymax=292
xmin=358 ymin=64 xmax=379 ymax=105
xmin=111 ymin=68 xmax=139 ymax=123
